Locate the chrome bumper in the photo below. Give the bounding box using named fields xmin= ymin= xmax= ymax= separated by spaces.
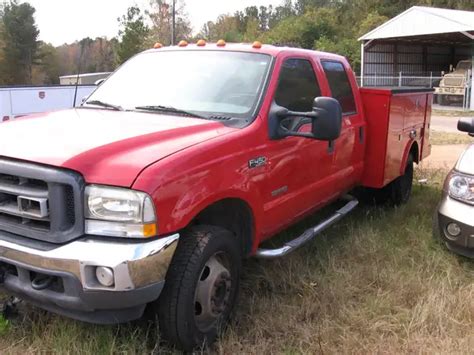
xmin=0 ymin=233 xmax=179 ymax=291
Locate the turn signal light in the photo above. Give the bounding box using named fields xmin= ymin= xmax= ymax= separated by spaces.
xmin=196 ymin=39 xmax=206 ymax=46
xmin=153 ymin=42 xmax=163 ymax=49
xmin=143 ymin=223 xmax=157 ymax=237
xmin=216 ymin=39 xmax=226 ymax=47
xmin=178 ymin=40 xmax=188 ymax=47
xmin=252 ymin=41 xmax=262 ymax=49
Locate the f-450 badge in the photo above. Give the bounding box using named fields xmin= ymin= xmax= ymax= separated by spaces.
xmin=248 ymin=156 xmax=267 ymax=169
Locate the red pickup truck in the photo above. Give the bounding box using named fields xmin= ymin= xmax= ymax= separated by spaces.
xmin=0 ymin=42 xmax=432 ymax=350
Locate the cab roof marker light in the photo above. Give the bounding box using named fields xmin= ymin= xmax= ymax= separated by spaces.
xmin=196 ymin=39 xmax=206 ymax=47
xmin=153 ymin=42 xmax=163 ymax=49
xmin=178 ymin=40 xmax=188 ymax=47
xmin=252 ymin=41 xmax=262 ymax=49
xmin=216 ymin=39 xmax=226 ymax=47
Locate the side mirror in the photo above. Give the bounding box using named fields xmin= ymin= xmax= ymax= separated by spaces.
xmin=458 ymin=117 xmax=474 ymax=137
xmin=311 ymin=97 xmax=342 ymax=141
xmin=268 ymin=97 xmax=342 ymax=141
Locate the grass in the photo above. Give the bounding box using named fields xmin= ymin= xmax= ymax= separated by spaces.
xmin=433 ymin=109 xmax=474 ymax=117
xmin=1 ymin=168 xmax=473 ymax=353
xmin=430 ymin=131 xmax=472 ymax=145
xmin=0 ymin=315 xmax=8 ymax=335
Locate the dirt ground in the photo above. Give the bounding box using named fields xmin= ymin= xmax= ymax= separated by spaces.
xmin=430 ymin=113 xmax=472 ymax=133
xmin=420 ymin=144 xmax=469 ymax=170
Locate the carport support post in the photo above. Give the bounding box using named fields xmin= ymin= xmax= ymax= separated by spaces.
xmin=471 ymin=54 xmax=474 ymax=110
xmin=360 ymin=43 xmax=364 ymax=87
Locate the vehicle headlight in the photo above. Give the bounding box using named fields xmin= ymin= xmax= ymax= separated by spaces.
xmin=447 ymin=172 xmax=474 ymax=205
xmin=84 ymin=185 xmax=157 ymax=238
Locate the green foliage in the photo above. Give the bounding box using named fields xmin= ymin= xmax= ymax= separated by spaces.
xmin=117 ymin=6 xmax=149 ymax=64
xmin=198 ymin=15 xmax=243 ymax=42
xmin=33 ymin=42 xmax=61 ymax=84
xmin=316 ymin=36 xmax=362 ymax=72
xmin=0 ymin=315 xmax=8 ymax=335
xmin=0 ymin=0 xmax=472 ymax=85
xmin=0 ymin=0 xmax=39 ymax=85
xmin=263 ymin=8 xmax=337 ymax=48
xmin=199 ymin=0 xmax=473 ymax=70
xmin=357 ymin=12 xmax=390 ymax=37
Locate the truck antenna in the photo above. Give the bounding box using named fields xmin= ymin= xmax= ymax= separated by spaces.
xmin=73 ymin=41 xmax=85 ymax=108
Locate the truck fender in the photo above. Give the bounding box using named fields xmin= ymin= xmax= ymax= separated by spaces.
xmin=400 ymin=140 xmax=419 ymax=175
xmin=175 ymin=188 xmax=264 ymax=235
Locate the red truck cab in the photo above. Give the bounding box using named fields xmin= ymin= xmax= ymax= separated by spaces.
xmin=0 ymin=43 xmax=432 ymax=350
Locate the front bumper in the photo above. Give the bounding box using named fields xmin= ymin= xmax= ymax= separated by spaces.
xmin=0 ymin=232 xmax=179 ymax=323
xmin=436 ymin=195 xmax=474 ymax=258
xmin=435 ymin=87 xmax=465 ymax=95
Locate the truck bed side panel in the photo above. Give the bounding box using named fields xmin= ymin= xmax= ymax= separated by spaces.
xmin=358 ymin=90 xmax=390 ymax=188
xmin=360 ymin=87 xmax=433 ymax=188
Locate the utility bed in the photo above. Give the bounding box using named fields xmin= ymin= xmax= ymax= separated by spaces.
xmin=359 ymin=87 xmax=434 ymax=188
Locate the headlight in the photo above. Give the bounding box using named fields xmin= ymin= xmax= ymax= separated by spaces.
xmin=85 ymin=185 xmax=157 ymax=238
xmin=447 ymin=172 xmax=474 ymax=205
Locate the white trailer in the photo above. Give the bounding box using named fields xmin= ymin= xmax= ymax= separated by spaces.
xmin=0 ymin=85 xmax=96 ymax=122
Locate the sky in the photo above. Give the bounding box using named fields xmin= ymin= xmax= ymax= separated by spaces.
xmin=24 ymin=0 xmax=282 ymax=46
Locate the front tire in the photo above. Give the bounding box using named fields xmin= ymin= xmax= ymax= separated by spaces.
xmin=157 ymin=225 xmax=241 ymax=351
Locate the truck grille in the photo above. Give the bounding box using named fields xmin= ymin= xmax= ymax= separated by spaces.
xmin=0 ymin=158 xmax=84 ymax=243
xmin=443 ymin=76 xmax=464 ymax=87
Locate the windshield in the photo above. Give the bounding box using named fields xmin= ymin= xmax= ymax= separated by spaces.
xmin=85 ymin=50 xmax=272 ymax=119
xmin=456 ymin=61 xmax=472 ymax=70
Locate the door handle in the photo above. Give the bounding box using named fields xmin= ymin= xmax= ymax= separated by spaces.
xmin=359 ymin=127 xmax=364 ymax=144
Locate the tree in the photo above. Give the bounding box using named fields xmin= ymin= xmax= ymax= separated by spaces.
xmin=198 ymin=15 xmax=242 ymax=42
xmin=264 ymin=8 xmax=338 ymax=48
xmin=0 ymin=17 xmax=5 ymax=83
xmin=147 ymin=0 xmax=192 ymax=45
xmin=357 ymin=12 xmax=389 ymax=37
xmin=117 ymin=6 xmax=149 ymax=64
xmin=0 ymin=0 xmax=39 ymax=85
xmin=32 ymin=42 xmax=61 ymax=84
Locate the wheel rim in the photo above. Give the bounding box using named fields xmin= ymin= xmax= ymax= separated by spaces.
xmin=194 ymin=252 xmax=232 ymax=332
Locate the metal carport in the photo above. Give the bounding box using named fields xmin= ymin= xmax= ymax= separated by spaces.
xmin=359 ymin=6 xmax=474 ymax=110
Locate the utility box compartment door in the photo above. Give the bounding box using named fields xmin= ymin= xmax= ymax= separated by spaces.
xmin=360 ymin=87 xmax=433 ymax=189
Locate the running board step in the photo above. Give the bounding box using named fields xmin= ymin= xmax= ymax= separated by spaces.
xmin=255 ymin=196 xmax=359 ymax=259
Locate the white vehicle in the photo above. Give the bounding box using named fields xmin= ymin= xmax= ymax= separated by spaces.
xmin=0 ymin=85 xmax=96 ymax=122
xmin=435 ymin=60 xmax=473 ymax=106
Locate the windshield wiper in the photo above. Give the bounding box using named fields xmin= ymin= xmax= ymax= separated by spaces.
xmin=135 ymin=105 xmax=208 ymax=119
xmin=85 ymin=100 xmax=124 ymax=111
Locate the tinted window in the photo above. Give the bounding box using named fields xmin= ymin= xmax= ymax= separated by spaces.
xmin=322 ymin=61 xmax=356 ymax=114
xmin=275 ymin=59 xmax=321 ymax=112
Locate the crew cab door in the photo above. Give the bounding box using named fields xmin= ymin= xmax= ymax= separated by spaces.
xmin=319 ymin=60 xmax=365 ymax=191
xmin=258 ymin=56 xmax=337 ymax=237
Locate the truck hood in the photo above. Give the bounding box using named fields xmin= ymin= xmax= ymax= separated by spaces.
xmin=456 ymin=143 xmax=474 ymax=175
xmin=0 ymin=109 xmax=236 ymax=186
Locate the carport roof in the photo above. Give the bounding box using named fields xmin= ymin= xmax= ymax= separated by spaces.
xmin=359 ymin=6 xmax=474 ymax=41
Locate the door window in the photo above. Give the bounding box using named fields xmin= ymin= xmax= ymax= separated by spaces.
xmin=274 ymin=58 xmax=321 ymax=133
xmin=321 ymin=61 xmax=356 ymax=115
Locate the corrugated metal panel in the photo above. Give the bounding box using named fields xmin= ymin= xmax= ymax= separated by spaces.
xmin=427 ymin=46 xmax=450 ymax=55
xmin=360 ymin=41 xmax=471 ymax=86
xmin=397 ymin=44 xmax=422 ymax=53
xmin=456 ymin=47 xmax=472 ymax=56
